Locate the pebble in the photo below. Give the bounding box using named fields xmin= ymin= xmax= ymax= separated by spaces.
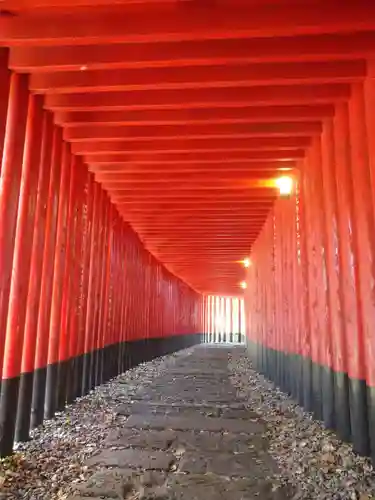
xmin=228 ymin=348 xmax=375 ymax=500
xmin=0 ymin=347 xmax=195 ymax=499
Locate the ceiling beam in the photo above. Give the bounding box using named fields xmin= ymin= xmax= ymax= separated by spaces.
xmin=84 ymin=149 xmax=304 ymax=163
xmin=94 ymin=170 xmax=287 ymax=182
xmin=1 ymin=3 xmax=374 ymax=45
xmin=55 ymin=104 xmax=334 ymax=126
xmin=64 ymin=121 xmax=321 ymax=142
xmin=44 ymin=84 xmax=350 ymax=110
xmin=30 ymin=61 xmax=366 ymax=94
xmin=71 ymin=136 xmax=311 ymax=154
xmin=9 ymin=32 xmax=375 ymax=72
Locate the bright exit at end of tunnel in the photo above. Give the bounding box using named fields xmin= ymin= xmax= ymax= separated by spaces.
xmin=2 ymin=1 xmax=375 ymax=499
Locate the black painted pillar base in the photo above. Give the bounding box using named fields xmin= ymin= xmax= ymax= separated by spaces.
xmin=333 ymin=371 xmax=351 ymax=443
xmin=348 ymin=377 xmax=370 ymax=456
xmin=15 ymin=371 xmax=34 ymax=443
xmin=81 ymin=352 xmax=92 ymax=397
xmin=56 ymin=360 xmax=69 ymax=411
xmin=321 ymin=365 xmax=335 ymax=430
xmin=45 ymin=362 xmax=59 ymax=419
xmin=366 ymin=385 xmax=375 ymax=464
xmin=0 ymin=377 xmax=20 ymax=457
xmin=31 ymin=366 xmax=47 ymax=430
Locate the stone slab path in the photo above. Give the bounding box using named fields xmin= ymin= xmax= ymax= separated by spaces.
xmin=68 ymin=345 xmax=293 ymax=499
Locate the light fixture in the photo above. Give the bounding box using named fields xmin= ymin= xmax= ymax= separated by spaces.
xmin=239 ymin=281 xmax=247 ymax=289
xmin=243 ymin=257 xmax=251 ymax=268
xmin=276 ymin=175 xmax=293 ymax=196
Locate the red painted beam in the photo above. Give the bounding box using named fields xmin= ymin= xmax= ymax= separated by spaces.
xmin=9 ymin=32 xmax=375 ymax=72
xmin=71 ymin=136 xmax=311 ymax=154
xmin=64 ymin=122 xmax=321 ymax=142
xmin=55 ymin=105 xmax=334 ymax=126
xmin=84 ymin=149 xmax=304 ymax=164
xmin=45 ymin=84 xmax=350 ymax=111
xmin=90 ymin=163 xmax=296 ymax=175
xmin=1 ymin=4 xmax=374 ymax=45
xmin=0 ymin=49 xmax=10 ymax=169
xmin=30 ymin=61 xmax=366 ymax=94
xmin=95 ymin=171 xmax=283 ymax=183
xmin=110 ymin=189 xmax=276 ymax=198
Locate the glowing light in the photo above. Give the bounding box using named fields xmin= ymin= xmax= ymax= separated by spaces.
xmin=243 ymin=257 xmax=251 ymax=268
xmin=276 ymin=176 xmax=293 ymax=196
xmin=239 ymin=281 xmax=247 ymax=289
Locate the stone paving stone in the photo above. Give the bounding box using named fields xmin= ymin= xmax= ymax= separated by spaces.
xmin=116 ymin=402 xmax=221 ymax=418
xmin=172 ymin=431 xmax=269 ymax=453
xmin=85 ymin=448 xmax=175 ymax=469
xmin=123 ymin=414 xmax=265 ymax=434
xmin=168 ymin=473 xmax=292 ymax=500
xmin=68 ymin=346 xmax=292 ymax=499
xmin=105 ymin=428 xmax=176 ymax=449
xmin=74 ymin=469 xmax=167 ymax=498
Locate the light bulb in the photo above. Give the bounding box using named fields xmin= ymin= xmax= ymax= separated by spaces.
xmin=276 ymin=176 xmax=293 ymax=196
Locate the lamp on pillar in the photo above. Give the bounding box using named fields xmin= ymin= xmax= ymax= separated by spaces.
xmin=239 ymin=281 xmax=247 ymax=290
xmin=276 ymin=175 xmax=294 ymax=197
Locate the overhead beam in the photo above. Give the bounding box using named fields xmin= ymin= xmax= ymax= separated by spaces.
xmin=1 ymin=4 xmax=375 ymax=45
xmin=124 ymin=198 xmax=274 ymax=203
xmin=89 ymin=163 xmax=297 ymax=175
xmin=94 ymin=170 xmax=287 ymax=182
xmin=9 ymin=32 xmax=375 ymax=72
xmin=30 ymin=61 xmax=366 ymax=94
xmin=55 ymin=104 xmax=334 ymax=126
xmin=71 ymin=136 xmax=311 ymax=154
xmin=84 ymin=149 xmax=304 ymax=163
xmin=104 ymin=181 xmax=278 ymax=192
xmin=64 ymin=121 xmax=321 ymax=142
xmin=44 ymin=84 xmax=351 ymax=110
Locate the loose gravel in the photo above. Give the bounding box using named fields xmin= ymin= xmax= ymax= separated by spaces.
xmin=229 ymin=347 xmax=375 ymax=500
xmin=0 ymin=347 xmax=195 ymax=500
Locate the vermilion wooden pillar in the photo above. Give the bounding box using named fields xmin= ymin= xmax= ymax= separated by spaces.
xmin=31 ymin=126 xmax=63 ymax=430
xmin=82 ymin=181 xmax=101 ymax=395
xmin=56 ymin=155 xmax=79 ymax=410
xmin=0 ymin=50 xmax=10 ymax=170
xmin=44 ymin=144 xmax=72 ymax=419
xmin=301 ymin=155 xmax=320 ymax=415
xmin=90 ymin=189 xmax=107 ymax=386
xmin=333 ymin=103 xmax=363 ymax=450
xmin=65 ymin=165 xmax=85 ymax=405
xmin=347 ymin=83 xmax=374 ymax=456
xmin=310 ymin=137 xmax=335 ymax=429
xmin=0 ymin=73 xmax=28 ymax=397
xmin=363 ymin=71 xmax=375 ymax=462
xmin=295 ymin=180 xmax=312 ymax=409
xmin=0 ymin=92 xmax=43 ymax=456
xmin=97 ymin=201 xmax=112 ymax=383
xmin=16 ymin=112 xmax=53 ymax=442
xmin=76 ymin=172 xmax=94 ymax=397
xmin=321 ymin=118 xmax=351 ymax=441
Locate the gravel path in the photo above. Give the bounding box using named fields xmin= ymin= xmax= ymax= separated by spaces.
xmin=229 ymin=347 xmax=375 ymax=499
xmin=0 ymin=347 xmax=196 ymax=500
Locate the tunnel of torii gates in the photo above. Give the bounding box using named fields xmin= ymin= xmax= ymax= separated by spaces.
xmin=1 ymin=0 xmax=375 ymax=466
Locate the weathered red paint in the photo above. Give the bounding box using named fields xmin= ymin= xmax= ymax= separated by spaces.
xmin=34 ymin=126 xmax=63 ymax=371
xmin=348 ymin=83 xmax=375 ymax=387
xmin=0 ymin=73 xmax=29 ymax=379
xmin=2 ymin=93 xmax=44 ymax=380
xmin=21 ymin=112 xmax=53 ymax=375
xmin=47 ymin=143 xmax=72 ymax=368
